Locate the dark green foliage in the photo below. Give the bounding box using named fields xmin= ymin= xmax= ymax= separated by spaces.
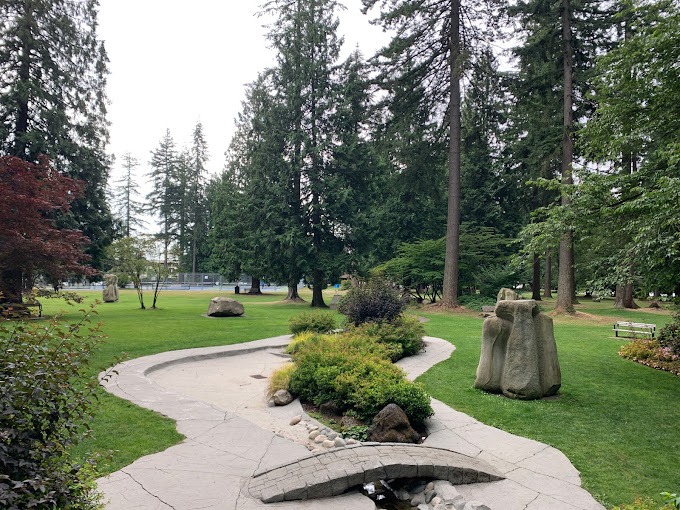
xmin=0 ymin=306 xmax=105 ymax=509
xmin=111 ymin=154 xmax=145 ymax=237
xmin=0 ymin=0 xmax=113 ymax=273
xmin=374 ymin=238 xmax=446 ymax=303
xmin=659 ymin=313 xmax=680 ymax=356
xmin=347 ymin=316 xmax=425 ymax=360
xmin=457 ymin=294 xmax=497 ymax=311
xmin=374 ymin=226 xmax=515 ymax=301
xmin=288 ymin=311 xmax=336 ymax=335
xmin=338 ymin=279 xmax=406 ymax=326
xmin=473 ymin=264 xmax=520 ymax=298
xmin=287 ymin=332 xmax=432 ymax=424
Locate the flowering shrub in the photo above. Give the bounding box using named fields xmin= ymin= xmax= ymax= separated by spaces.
xmin=619 ymin=339 xmax=680 ymax=376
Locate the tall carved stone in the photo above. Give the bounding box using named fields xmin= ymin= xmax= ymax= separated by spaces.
xmin=102 ymin=274 xmax=119 ymax=303
xmin=475 ymin=300 xmax=560 ymax=400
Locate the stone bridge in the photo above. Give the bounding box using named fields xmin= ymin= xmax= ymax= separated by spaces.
xmin=248 ymin=443 xmax=503 ymax=503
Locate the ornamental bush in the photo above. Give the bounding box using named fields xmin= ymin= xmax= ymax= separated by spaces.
xmin=0 ymin=305 xmax=105 ymax=509
xmin=658 ymin=312 xmax=680 ymax=356
xmin=288 ymin=311 xmax=336 ymax=335
xmin=286 ymin=331 xmax=432 ymax=425
xmin=347 ymin=316 xmax=425 ymax=361
xmin=337 ymin=278 xmax=405 ymax=326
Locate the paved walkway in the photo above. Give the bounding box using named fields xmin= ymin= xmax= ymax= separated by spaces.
xmin=97 ymin=335 xmax=605 ymax=510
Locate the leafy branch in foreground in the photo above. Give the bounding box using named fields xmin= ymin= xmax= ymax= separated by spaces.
xmin=0 ymin=303 xmax=107 ymax=509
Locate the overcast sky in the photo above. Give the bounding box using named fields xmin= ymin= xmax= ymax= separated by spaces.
xmin=97 ymin=0 xmax=389 ymax=187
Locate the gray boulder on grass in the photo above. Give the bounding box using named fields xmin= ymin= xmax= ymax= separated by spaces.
xmin=207 ymin=297 xmax=244 ymax=317
xmin=475 ymin=299 xmax=561 ymax=400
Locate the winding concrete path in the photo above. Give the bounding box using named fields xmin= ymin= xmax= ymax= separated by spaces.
xmin=97 ymin=335 xmax=605 ymax=510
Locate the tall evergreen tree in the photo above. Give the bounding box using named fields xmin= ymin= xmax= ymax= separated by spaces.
xmin=0 ymin=0 xmax=113 ymax=273
xmin=187 ymin=122 xmax=209 ymax=274
xmin=363 ymin=0 xmax=502 ymax=307
xmin=370 ymin=62 xmax=448 ymax=263
xmin=579 ymin=0 xmax=680 ymax=299
xmin=510 ymin=0 xmax=616 ymax=310
xmin=147 ymin=130 xmax=180 ymax=265
xmin=263 ymin=0 xmax=352 ymax=306
xmin=112 ymin=153 xmax=145 ymax=237
xmin=209 ymin=72 xmax=290 ymax=289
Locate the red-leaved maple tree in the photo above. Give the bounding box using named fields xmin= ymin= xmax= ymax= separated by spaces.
xmin=0 ymin=156 xmax=94 ymax=304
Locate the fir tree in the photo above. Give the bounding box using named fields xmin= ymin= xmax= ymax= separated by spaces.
xmin=112 ymin=153 xmax=145 ymax=237
xmin=147 ymin=130 xmax=180 ymax=265
xmin=0 ymin=0 xmax=113 ymax=273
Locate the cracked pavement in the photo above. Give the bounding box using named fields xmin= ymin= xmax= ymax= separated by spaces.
xmin=97 ymin=334 xmax=605 ymax=510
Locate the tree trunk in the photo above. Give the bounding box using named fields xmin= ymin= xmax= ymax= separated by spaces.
xmin=248 ymin=276 xmax=262 ymax=295
xmin=0 ymin=268 xmax=24 ymax=305
xmin=311 ymin=269 xmax=327 ymax=308
xmin=556 ymin=0 xmax=576 ymax=314
xmin=543 ymin=251 xmax=553 ymax=298
xmin=442 ymin=0 xmax=461 ymax=308
xmin=532 ymin=253 xmax=542 ymax=300
xmin=615 ymin=271 xmax=639 ymax=309
xmin=285 ymin=276 xmax=303 ymax=302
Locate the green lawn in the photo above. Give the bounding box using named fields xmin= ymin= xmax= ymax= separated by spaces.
xmin=44 ymin=290 xmax=679 ymax=508
xmin=417 ymin=298 xmax=678 ymax=509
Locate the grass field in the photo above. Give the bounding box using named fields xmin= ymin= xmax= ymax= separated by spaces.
xmin=41 ymin=289 xmax=679 ymax=508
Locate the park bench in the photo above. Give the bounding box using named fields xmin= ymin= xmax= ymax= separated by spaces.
xmin=25 ymin=297 xmax=43 ymax=317
xmin=613 ymin=321 xmax=656 ymax=338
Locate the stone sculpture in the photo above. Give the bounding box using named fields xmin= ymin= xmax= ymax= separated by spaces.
xmin=475 ymin=299 xmax=560 ymax=400
xmin=102 ymin=274 xmax=119 ymax=302
xmin=496 ymin=287 xmax=519 ymax=301
xmin=207 ymin=296 xmax=244 ymax=317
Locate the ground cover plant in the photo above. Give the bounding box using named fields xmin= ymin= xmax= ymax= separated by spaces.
xmin=38 ymin=291 xmax=680 ymax=509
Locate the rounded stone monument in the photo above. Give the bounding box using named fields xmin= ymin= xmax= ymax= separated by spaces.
xmin=475 ymin=299 xmax=561 ymax=400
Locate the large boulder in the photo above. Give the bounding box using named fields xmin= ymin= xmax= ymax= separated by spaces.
xmin=272 ymin=389 xmax=294 ymax=406
xmin=475 ymin=299 xmax=561 ymax=400
xmin=207 ymin=297 xmax=244 ymax=317
xmin=367 ymin=403 xmax=420 ymax=443
xmin=102 ymin=274 xmax=119 ymax=303
xmin=496 ymin=287 xmax=519 ymax=301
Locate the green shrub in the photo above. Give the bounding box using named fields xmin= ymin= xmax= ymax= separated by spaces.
xmin=342 ymin=425 xmax=369 ymax=441
xmin=339 ymin=280 xmax=353 ymax=291
xmin=619 ymin=339 xmax=662 ymax=361
xmin=288 ymin=311 xmax=336 ymax=335
xmin=337 ymin=278 xmax=405 ymax=326
xmin=658 ymin=312 xmax=680 ymax=356
xmin=287 ymin=332 xmax=432 ymax=425
xmin=347 ymin=316 xmax=425 ymax=360
xmin=458 ymin=294 xmax=497 ymax=311
xmin=0 ymin=305 xmax=105 ymax=509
